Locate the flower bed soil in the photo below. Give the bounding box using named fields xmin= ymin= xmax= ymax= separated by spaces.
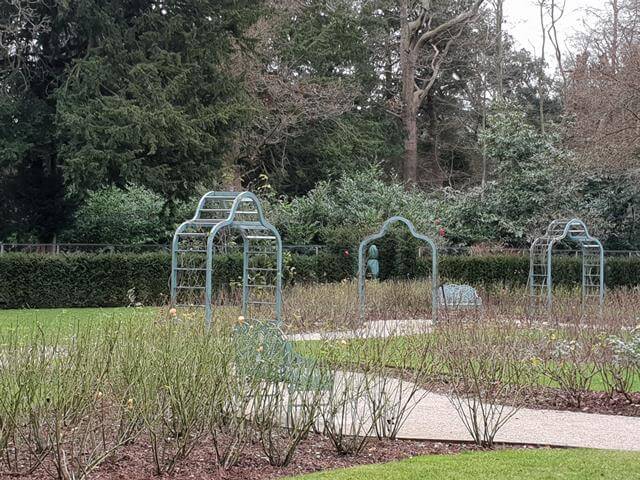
xmin=15 ymin=434 xmax=500 ymax=480
xmin=509 ymin=389 xmax=640 ymax=416
xmin=427 ymin=380 xmax=640 ymax=417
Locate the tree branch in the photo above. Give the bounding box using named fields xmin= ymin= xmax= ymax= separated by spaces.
xmin=415 ymin=0 xmax=486 ymax=51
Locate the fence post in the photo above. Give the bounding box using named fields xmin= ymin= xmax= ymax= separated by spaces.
xmin=0 ymin=243 xmax=3 ymax=255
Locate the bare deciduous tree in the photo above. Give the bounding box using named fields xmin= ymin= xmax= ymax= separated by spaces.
xmin=398 ymin=0 xmax=486 ymax=187
xmin=0 ymin=0 xmax=53 ymax=89
xmin=567 ymin=0 xmax=640 ymax=171
xmin=536 ymin=0 xmax=547 ymax=133
xmin=495 ymin=0 xmax=505 ymax=101
xmin=223 ymin=1 xmax=357 ymax=188
xmin=547 ymin=0 xmax=567 ymax=92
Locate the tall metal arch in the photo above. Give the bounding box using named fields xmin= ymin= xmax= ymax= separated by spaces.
xmin=171 ymin=191 xmax=282 ymax=328
xmin=529 ymin=218 xmax=605 ymax=310
xmin=358 ymin=216 xmax=438 ymax=322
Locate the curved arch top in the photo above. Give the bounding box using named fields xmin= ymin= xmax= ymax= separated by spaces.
xmin=178 ymin=191 xmax=278 ymax=234
xmin=358 ymin=216 xmax=439 ymax=322
xmin=530 ymin=218 xmax=605 ymax=310
xmin=542 ymin=218 xmax=596 ymax=243
xmin=171 ymin=191 xmax=283 ymax=328
xmin=358 ymin=216 xmax=438 ymax=254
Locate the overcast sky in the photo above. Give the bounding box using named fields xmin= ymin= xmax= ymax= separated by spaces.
xmin=503 ymin=0 xmax=604 ymax=54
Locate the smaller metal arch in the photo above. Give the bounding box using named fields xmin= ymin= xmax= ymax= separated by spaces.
xmin=358 ymin=216 xmax=439 ymax=323
xmin=529 ymin=218 xmax=605 ymax=312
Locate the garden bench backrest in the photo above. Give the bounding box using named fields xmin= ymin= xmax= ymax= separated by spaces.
xmin=438 ymin=283 xmax=482 ymax=309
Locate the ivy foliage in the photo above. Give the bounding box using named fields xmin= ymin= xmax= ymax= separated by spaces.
xmin=437 ymin=107 xmax=574 ymax=246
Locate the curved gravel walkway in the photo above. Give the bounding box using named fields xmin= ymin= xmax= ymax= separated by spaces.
xmin=398 ymin=390 xmax=640 ymax=451
xmin=287 ymin=320 xmax=640 ymax=452
xmin=286 ymin=318 xmax=433 ymax=341
xmin=322 ymin=373 xmax=640 ymax=452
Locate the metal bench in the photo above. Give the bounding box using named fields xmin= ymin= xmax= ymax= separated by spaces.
xmin=438 ymin=284 xmax=483 ymax=310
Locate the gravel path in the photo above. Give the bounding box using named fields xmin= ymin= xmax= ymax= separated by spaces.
xmin=398 ymin=389 xmax=640 ymax=451
xmin=288 ymin=321 xmax=640 ymax=451
xmin=286 ymin=318 xmax=433 ymax=341
xmin=323 ymin=373 xmax=640 ymax=451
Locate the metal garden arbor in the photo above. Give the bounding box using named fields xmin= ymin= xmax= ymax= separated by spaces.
xmin=529 ymin=218 xmax=605 ymax=310
xmin=171 ymin=191 xmax=282 ymax=327
xmin=358 ymin=216 xmax=439 ymax=322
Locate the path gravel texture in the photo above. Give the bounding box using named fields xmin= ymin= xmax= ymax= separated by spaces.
xmin=287 ymin=321 xmax=640 ymax=452
xmin=322 ymin=373 xmax=640 ymax=451
xmin=286 ymin=318 xmax=433 ymax=341
xmin=398 ymin=390 xmax=640 ymax=451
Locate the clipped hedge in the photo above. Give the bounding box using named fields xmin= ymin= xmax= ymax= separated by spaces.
xmin=0 ymin=253 xmax=170 ymax=309
xmin=0 ymin=252 xmax=639 ymax=309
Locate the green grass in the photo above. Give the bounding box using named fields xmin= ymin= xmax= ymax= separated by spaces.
xmin=295 ymin=336 xmax=640 ymax=393
xmin=286 ymin=448 xmax=640 ymax=479
xmin=0 ymin=306 xmax=242 ymax=344
xmin=0 ymin=307 xmax=160 ymax=342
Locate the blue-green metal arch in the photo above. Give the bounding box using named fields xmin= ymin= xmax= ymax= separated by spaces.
xmin=358 ymin=216 xmax=438 ymax=322
xmin=204 ymin=192 xmax=283 ymax=327
xmin=171 ymin=191 xmax=282 ymax=329
xmin=529 ymin=218 xmax=605 ymax=310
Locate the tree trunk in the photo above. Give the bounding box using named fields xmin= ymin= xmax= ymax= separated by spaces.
xmin=403 ymin=112 xmax=418 ymax=185
xmin=611 ymin=0 xmax=619 ymax=71
xmin=481 ymin=94 xmax=488 ymax=190
xmin=221 ymin=143 xmax=244 ymax=191
xmin=538 ymin=0 xmax=546 ymax=134
xmin=400 ymin=0 xmax=418 ymax=186
xmin=398 ymin=0 xmax=486 ymax=187
xmin=495 ymin=0 xmax=504 ymax=100
xmin=426 ymin=95 xmax=442 ymax=186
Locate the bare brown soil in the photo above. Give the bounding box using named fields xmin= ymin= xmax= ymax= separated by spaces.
xmin=513 ymin=389 xmax=640 ymax=416
xmin=11 ymin=435 xmax=490 ymax=480
xmin=427 ymin=379 xmax=640 ymax=417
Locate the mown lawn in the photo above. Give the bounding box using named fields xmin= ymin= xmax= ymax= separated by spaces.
xmin=0 ymin=307 xmax=160 ymax=341
xmin=287 ymin=448 xmax=640 ymax=480
xmin=295 ymin=336 xmax=640 ymax=393
xmin=0 ymin=306 xmax=240 ymax=343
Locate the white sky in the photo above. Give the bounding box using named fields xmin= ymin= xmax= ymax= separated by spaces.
xmin=503 ymin=0 xmax=604 ymax=55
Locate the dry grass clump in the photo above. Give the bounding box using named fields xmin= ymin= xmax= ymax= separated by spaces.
xmin=283 ymin=279 xmax=434 ymax=333
xmin=202 ymin=276 xmax=640 ymax=334
xmin=281 ymin=280 xmax=640 ymax=333
xmin=477 ymin=285 xmax=640 ymax=331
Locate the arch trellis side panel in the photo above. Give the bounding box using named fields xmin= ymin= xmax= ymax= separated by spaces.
xmin=171 ymin=191 xmax=282 ymax=328
xmin=358 ymin=216 xmax=438 ymax=323
xmin=529 ymin=218 xmax=605 ymax=310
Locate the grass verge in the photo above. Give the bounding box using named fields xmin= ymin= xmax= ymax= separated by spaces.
xmin=286 ymin=448 xmax=640 ymax=479
xmin=0 ymin=307 xmax=159 ymax=341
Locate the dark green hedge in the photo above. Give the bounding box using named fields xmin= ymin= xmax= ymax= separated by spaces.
xmin=0 ymin=252 xmax=638 ymax=309
xmin=0 ymin=253 xmax=170 ymax=309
